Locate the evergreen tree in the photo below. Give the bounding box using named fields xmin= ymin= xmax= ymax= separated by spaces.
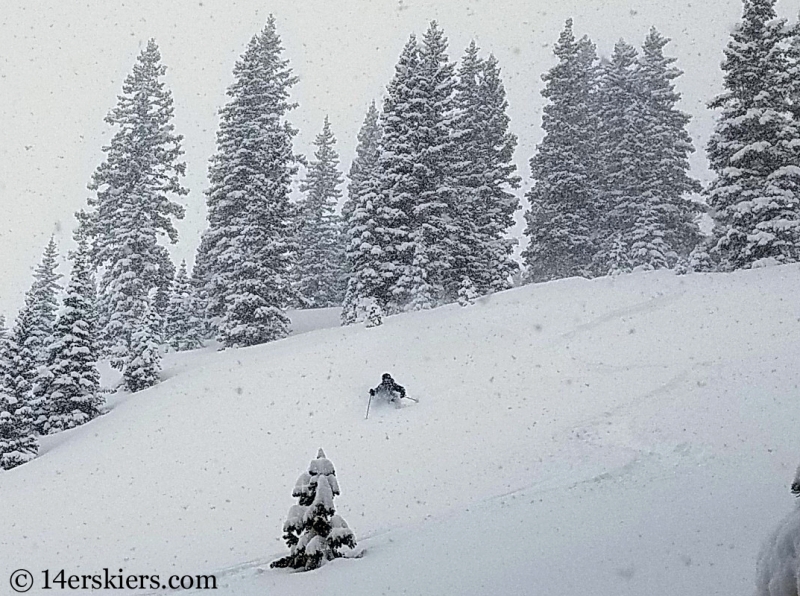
xmin=294 ymin=117 xmax=346 ymax=308
xmin=393 ymin=22 xmax=459 ymax=309
xmin=153 ymin=249 xmax=176 ymax=324
xmin=371 ymin=35 xmax=422 ymax=312
xmin=164 ymin=260 xmax=203 ymax=352
xmin=706 ymin=0 xmax=800 ymax=269
xmin=21 ymin=236 xmax=62 ymax=367
xmin=0 ymin=387 xmax=38 ymax=470
xmin=123 ymin=296 xmax=162 ymax=392
xmin=788 ymin=17 xmax=800 ymax=123
xmin=4 ymin=311 xmax=37 ymax=420
xmin=271 ymin=449 xmax=356 ymax=570
xmin=457 ymin=275 xmax=479 ymax=306
xmin=86 ymin=39 xmax=187 ymax=368
xmin=34 ymin=232 xmax=103 ymax=434
xmin=0 ymin=318 xmax=9 ymax=393
xmin=341 ymin=102 xmax=384 ymax=325
xmin=0 ymin=327 xmax=38 ymax=469
xmin=190 ymin=233 xmax=217 ymax=339
xmin=631 ymin=28 xmax=702 ymax=269
xmin=12 ymin=238 xmax=62 ymax=432
xmin=592 ymin=40 xmax=649 ymax=274
xmin=200 ymin=17 xmax=299 ymax=347
xmin=523 ymin=20 xmax=599 ymax=281
xmin=453 ymin=46 xmax=521 ymax=294
xmin=364 ymin=298 xmax=384 ymax=328
xmin=343 ymin=102 xmax=382 ymax=223
xmin=592 ymin=31 xmax=701 ymax=273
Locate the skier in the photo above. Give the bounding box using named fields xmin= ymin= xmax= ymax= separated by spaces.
xmin=369 ymin=373 xmax=406 ymax=403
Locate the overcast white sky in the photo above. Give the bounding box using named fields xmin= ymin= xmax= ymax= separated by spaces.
xmin=2 ymin=0 xmax=787 ymax=319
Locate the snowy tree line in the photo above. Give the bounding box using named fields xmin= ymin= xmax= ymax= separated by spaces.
xmin=3 ymin=1 xmax=800 ymax=469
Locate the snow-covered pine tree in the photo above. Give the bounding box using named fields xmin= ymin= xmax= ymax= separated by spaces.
xmin=632 ymin=28 xmax=702 ymax=269
xmin=457 ymin=276 xmax=479 ymax=306
xmin=190 ymin=233 xmax=217 ymax=339
xmin=0 ymin=385 xmax=38 ymax=470
xmin=341 ymin=102 xmax=384 ymax=326
xmin=123 ymin=295 xmax=162 ymax=392
xmin=394 ymin=22 xmax=460 ymax=308
xmin=152 ymin=248 xmax=175 ymax=326
xmin=373 ymin=35 xmax=423 ymax=312
xmin=201 ymin=17 xmax=299 ymax=347
xmin=0 ymin=326 xmax=38 ymax=469
xmin=343 ymin=102 xmax=381 ymax=224
xmin=523 ymin=20 xmax=599 ymax=282
xmin=20 ymin=237 xmax=62 ymax=368
xmin=592 ymin=39 xmax=649 ymax=274
xmin=788 ymin=17 xmax=800 ymax=124
xmin=449 ymin=43 xmax=484 ymax=298
xmin=452 ymin=43 xmax=521 ymax=295
xmin=164 ymin=260 xmax=203 ymax=352
xmin=294 ymin=117 xmax=346 ymax=308
xmin=4 ymin=311 xmax=37 ymax=422
xmin=271 ymin=449 xmax=356 ymax=570
xmin=34 ymin=232 xmax=103 ymax=434
xmin=11 ymin=238 xmax=63 ymax=432
xmin=364 ymin=299 xmax=383 ymax=328
xmin=706 ymin=0 xmax=800 ymax=269
xmin=86 ymin=39 xmax=187 ymax=369
xmin=472 ymin=54 xmax=522 ymax=292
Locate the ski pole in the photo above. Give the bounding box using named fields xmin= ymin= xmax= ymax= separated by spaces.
xmin=365 ymin=392 xmax=373 ymax=419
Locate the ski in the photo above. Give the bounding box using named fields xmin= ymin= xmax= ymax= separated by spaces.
xmin=402 ymin=395 xmax=419 ymax=403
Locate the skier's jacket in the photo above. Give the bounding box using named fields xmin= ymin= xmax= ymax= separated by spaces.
xmin=370 ymin=375 xmax=406 ymax=400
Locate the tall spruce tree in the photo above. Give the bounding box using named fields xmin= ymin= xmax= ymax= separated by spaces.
xmin=374 ymin=35 xmax=423 ymax=312
xmin=200 ymin=16 xmax=299 ymax=347
xmin=294 ymin=117 xmax=346 ymax=308
xmin=4 ymin=311 xmax=37 ymax=424
xmin=523 ymin=20 xmax=599 ymax=281
xmin=164 ymin=260 xmax=203 ymax=352
xmin=395 ymin=22 xmax=460 ymax=309
xmin=706 ymin=0 xmax=800 ymax=269
xmin=34 ymin=232 xmax=103 ymax=434
xmin=341 ymin=102 xmax=384 ymax=325
xmin=342 ymin=102 xmax=382 ymax=223
xmin=592 ymin=31 xmax=701 ymax=274
xmin=86 ymin=39 xmax=187 ymax=369
xmin=453 ymin=46 xmax=521 ymax=294
xmin=12 ymin=238 xmax=62 ymax=432
xmin=190 ymin=233 xmax=216 ymax=339
xmin=21 ymin=237 xmax=62 ymax=367
xmin=788 ymin=17 xmax=800 ymax=123
xmin=634 ymin=28 xmax=702 ymax=266
xmin=592 ymin=39 xmax=649 ymax=274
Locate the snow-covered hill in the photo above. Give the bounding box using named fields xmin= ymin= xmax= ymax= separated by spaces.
xmin=2 ymin=266 xmax=800 ymax=595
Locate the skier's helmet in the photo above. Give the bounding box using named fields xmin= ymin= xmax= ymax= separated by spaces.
xmin=382 ymin=373 xmax=392 ymax=381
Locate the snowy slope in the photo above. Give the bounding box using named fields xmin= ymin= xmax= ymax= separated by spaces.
xmin=2 ymin=266 xmax=800 ymax=595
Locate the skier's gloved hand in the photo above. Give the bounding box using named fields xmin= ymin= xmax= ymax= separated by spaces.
xmin=369 ymin=389 xmax=375 ymax=396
